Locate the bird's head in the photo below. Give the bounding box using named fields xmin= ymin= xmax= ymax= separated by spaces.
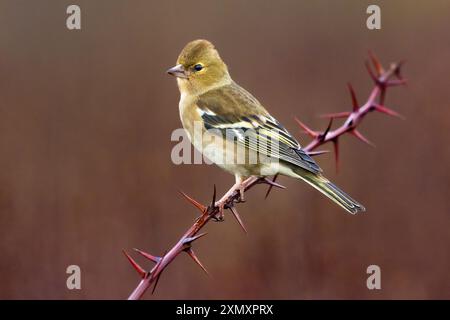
xmin=167 ymin=40 xmax=231 ymax=95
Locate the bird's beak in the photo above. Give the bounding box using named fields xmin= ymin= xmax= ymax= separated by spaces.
xmin=166 ymin=64 xmax=188 ymax=79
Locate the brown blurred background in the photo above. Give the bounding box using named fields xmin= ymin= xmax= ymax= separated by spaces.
xmin=0 ymin=0 xmax=449 ymax=299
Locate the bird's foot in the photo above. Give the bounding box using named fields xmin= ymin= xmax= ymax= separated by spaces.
xmin=236 ymin=185 xmax=245 ymax=203
xmin=211 ymin=178 xmax=246 ymax=220
xmin=212 ymin=203 xmax=225 ymax=222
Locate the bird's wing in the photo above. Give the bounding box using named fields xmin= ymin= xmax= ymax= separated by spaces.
xmin=196 ymin=83 xmax=322 ymax=174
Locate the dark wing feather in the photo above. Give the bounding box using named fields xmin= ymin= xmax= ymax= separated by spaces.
xmin=197 ymin=83 xmax=322 ymax=174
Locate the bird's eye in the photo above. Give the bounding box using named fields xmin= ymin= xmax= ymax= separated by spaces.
xmin=193 ymin=64 xmax=203 ymax=72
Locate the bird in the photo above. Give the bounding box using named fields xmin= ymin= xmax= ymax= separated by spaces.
xmin=167 ymin=39 xmax=365 ymax=214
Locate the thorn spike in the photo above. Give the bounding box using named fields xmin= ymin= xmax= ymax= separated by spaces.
xmin=368 ymin=50 xmax=384 ymax=75
xmin=179 ymin=191 xmax=207 ymax=213
xmin=306 ymin=150 xmax=330 ymax=156
xmin=333 ymin=139 xmax=339 ymax=173
xmin=365 ymin=61 xmax=378 ymax=83
xmin=185 ymin=248 xmax=209 ymax=275
xmin=229 ymin=206 xmax=247 ymax=234
xmin=263 ymin=176 xmax=286 ymax=190
xmin=379 ymin=88 xmax=386 ymax=105
xmin=133 ymin=248 xmax=161 ymax=263
xmin=294 ymin=117 xmax=317 ymax=137
xmin=123 ymin=250 xmax=146 ymax=278
xmin=393 ymin=60 xmax=406 ymax=79
xmin=183 ymin=232 xmax=208 ymax=245
xmin=211 ymin=185 xmax=217 ymax=207
xmin=347 ymin=83 xmax=359 ymax=112
xmin=374 ymin=104 xmax=405 ymax=119
xmin=351 ymin=130 xmax=375 ymax=147
xmin=324 ymin=118 xmax=333 ymax=136
xmin=320 ymin=111 xmax=351 ymax=119
xmin=190 ymin=232 xmax=208 ymax=242
xmin=319 ymin=118 xmax=333 ymax=141
xmin=151 ymin=274 xmax=161 ymax=294
xmin=387 ymin=79 xmax=407 ymax=87
xmin=264 ymin=174 xmax=278 ymax=199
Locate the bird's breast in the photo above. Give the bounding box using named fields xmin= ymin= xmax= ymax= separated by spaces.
xmin=178 ymin=95 xmax=201 ymax=141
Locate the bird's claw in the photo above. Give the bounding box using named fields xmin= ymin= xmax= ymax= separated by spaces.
xmin=212 ymin=203 xmax=225 ymax=222
xmin=237 ymin=186 xmax=245 ymax=203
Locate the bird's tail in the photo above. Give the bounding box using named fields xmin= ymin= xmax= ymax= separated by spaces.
xmin=296 ymin=171 xmax=366 ymax=214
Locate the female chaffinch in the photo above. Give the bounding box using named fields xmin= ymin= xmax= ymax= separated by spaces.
xmin=167 ymin=39 xmax=364 ymax=214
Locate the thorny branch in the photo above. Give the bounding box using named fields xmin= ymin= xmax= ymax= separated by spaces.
xmin=124 ymin=52 xmax=406 ymax=300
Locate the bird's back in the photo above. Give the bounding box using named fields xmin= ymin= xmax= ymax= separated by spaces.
xmin=197 ymin=82 xmax=269 ymax=119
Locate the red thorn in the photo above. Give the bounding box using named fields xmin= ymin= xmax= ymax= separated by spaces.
xmin=393 ymin=60 xmax=406 ymax=79
xmin=365 ymin=61 xmax=378 ymax=83
xmin=306 ymin=150 xmax=330 ymax=156
xmin=319 ymin=118 xmax=333 ymax=142
xmin=151 ymin=273 xmax=161 ymax=294
xmin=369 ymin=50 xmax=384 ymax=76
xmin=185 ymin=248 xmax=209 ymax=275
xmin=373 ymin=104 xmax=405 ymax=119
xmin=133 ymin=248 xmax=161 ymax=264
xmin=179 ymin=191 xmax=206 ymax=213
xmin=320 ymin=111 xmax=351 ymax=119
xmin=229 ymin=206 xmax=247 ymax=234
xmin=333 ymin=139 xmax=339 ymax=173
xmin=190 ymin=232 xmax=208 ymax=242
xmin=347 ymin=83 xmax=359 ymax=112
xmin=379 ymin=88 xmax=386 ymax=105
xmin=263 ymin=176 xmax=286 ymax=190
xmin=387 ymin=79 xmax=408 ymax=87
xmin=294 ymin=117 xmax=317 ymax=138
xmin=123 ymin=250 xmax=146 ymax=278
xmin=264 ymin=174 xmax=278 ymax=199
xmin=324 ymin=118 xmax=333 ymax=135
xmin=211 ymin=185 xmax=217 ymax=207
xmin=351 ymin=129 xmax=375 ymax=147
xmin=183 ymin=232 xmax=208 ymax=245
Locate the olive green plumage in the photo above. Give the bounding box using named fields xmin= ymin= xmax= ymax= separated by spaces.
xmin=196 ymin=83 xmax=321 ymax=174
